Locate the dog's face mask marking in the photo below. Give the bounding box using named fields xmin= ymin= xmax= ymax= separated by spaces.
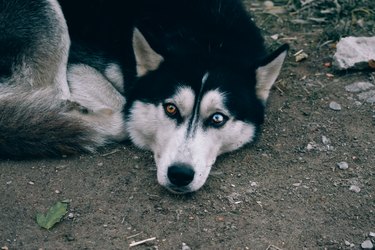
xmin=127 ymin=84 xmax=256 ymax=193
xmin=127 ymin=28 xmax=288 ymax=193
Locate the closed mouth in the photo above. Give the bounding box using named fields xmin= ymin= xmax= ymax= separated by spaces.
xmin=166 ymin=185 xmax=192 ymax=194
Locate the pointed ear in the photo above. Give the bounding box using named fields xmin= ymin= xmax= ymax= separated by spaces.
xmin=132 ymin=28 xmax=164 ymax=77
xmin=256 ymin=44 xmax=289 ymax=103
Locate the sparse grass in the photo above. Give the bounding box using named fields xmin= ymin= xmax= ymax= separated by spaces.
xmin=245 ymin=0 xmax=375 ymax=41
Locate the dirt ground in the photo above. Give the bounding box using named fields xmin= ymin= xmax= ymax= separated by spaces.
xmin=1 ymin=1 xmax=374 ymax=249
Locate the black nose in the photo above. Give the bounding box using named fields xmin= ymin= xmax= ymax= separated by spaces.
xmin=167 ymin=164 xmax=195 ymax=187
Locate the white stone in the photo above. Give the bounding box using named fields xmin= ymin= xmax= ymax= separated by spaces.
xmin=349 ymin=185 xmax=361 ymax=193
xmin=345 ymin=82 xmax=374 ymax=93
xmin=329 ymin=101 xmax=342 ymax=111
xmin=361 ymin=239 xmax=373 ymax=249
xmin=337 ymin=162 xmax=349 ymax=170
xmin=263 ymin=0 xmax=274 ymax=8
xmin=358 ymin=90 xmax=375 ymax=104
xmin=322 ymin=136 xmax=331 ymax=145
xmin=333 ymin=36 xmax=375 ymax=70
xmin=182 ymin=243 xmax=192 ymax=250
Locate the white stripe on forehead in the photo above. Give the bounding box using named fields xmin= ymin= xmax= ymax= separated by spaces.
xmin=202 ymin=72 xmax=209 ymax=84
xmin=186 ymin=72 xmax=210 ymax=134
xmin=200 ymin=89 xmax=228 ymax=118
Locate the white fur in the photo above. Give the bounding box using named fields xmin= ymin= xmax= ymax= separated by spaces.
xmin=47 ymin=0 xmax=71 ymax=100
xmin=104 ymin=63 xmax=125 ymax=94
xmin=68 ymin=64 xmax=127 ymax=141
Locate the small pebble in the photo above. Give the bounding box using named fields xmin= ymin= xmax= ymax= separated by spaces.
xmin=361 ymin=239 xmax=373 ymax=250
xmin=182 ymin=242 xmax=191 ymax=250
xmin=270 ymin=34 xmax=279 ymax=40
xmin=349 ymin=185 xmax=361 ymax=193
xmin=306 ymin=143 xmax=314 ymax=151
xmin=28 ymin=181 xmax=35 ymax=185
xmin=55 ymin=190 xmax=61 ymax=194
xmin=263 ymin=0 xmax=274 ymax=9
xmin=250 ymin=181 xmax=258 ymax=187
xmin=337 ymin=162 xmax=349 ymax=170
xmin=344 ymin=240 xmax=353 ymax=246
xmin=6 ymin=181 xmax=12 ymax=185
xmin=322 ymin=136 xmax=331 ymax=145
xmin=97 ymin=162 xmax=104 ymax=167
xmin=329 ymin=101 xmax=342 ymax=111
xmin=293 ymin=182 xmax=302 ymax=187
xmin=68 ymin=213 xmax=74 ymax=219
xmin=65 ymin=234 xmax=75 ymax=242
xmin=295 ymin=52 xmax=309 ymax=62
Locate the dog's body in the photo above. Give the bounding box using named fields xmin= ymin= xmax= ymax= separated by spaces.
xmin=0 ymin=0 xmax=287 ymax=193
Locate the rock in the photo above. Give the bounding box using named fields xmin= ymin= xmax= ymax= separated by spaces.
xmin=182 ymin=243 xmax=192 ymax=250
xmin=306 ymin=143 xmax=315 ymax=151
xmin=263 ymin=0 xmax=274 ymax=9
xmin=344 ymin=240 xmax=355 ymax=247
xmin=333 ymin=36 xmax=375 ymax=70
xmin=358 ymin=90 xmax=375 ymax=104
xmin=322 ymin=136 xmax=331 ymax=145
xmin=345 ymin=82 xmax=374 ymax=93
xmin=337 ymin=162 xmax=349 ymax=170
xmin=349 ymin=185 xmax=361 ymax=193
xmin=329 ymin=101 xmax=342 ymax=111
xmin=294 ymin=50 xmax=309 ymax=62
xmin=369 ymin=232 xmax=375 ymax=237
xmin=361 ymin=239 xmax=373 ymax=249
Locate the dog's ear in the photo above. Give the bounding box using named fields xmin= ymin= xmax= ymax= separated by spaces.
xmin=132 ymin=28 xmax=164 ymax=77
xmin=255 ymin=44 xmax=289 ymax=103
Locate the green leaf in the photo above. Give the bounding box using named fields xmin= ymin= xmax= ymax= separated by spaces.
xmin=36 ymin=202 xmax=68 ymax=230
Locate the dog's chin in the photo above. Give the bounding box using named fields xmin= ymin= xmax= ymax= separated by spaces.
xmin=165 ymin=185 xmax=194 ymax=194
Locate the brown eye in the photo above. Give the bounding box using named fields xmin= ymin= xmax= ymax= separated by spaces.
xmin=164 ymin=103 xmax=178 ymax=116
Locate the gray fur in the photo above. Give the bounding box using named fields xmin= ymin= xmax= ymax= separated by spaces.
xmin=0 ymin=0 xmax=127 ymax=158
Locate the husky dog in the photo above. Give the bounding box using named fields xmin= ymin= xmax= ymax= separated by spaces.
xmin=0 ymin=0 xmax=287 ymax=193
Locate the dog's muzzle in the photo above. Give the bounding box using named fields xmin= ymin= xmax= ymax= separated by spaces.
xmin=167 ymin=164 xmax=195 ymax=193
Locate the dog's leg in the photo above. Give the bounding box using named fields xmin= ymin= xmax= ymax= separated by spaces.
xmin=46 ymin=0 xmax=71 ymax=100
xmin=67 ymin=64 xmax=127 ymax=141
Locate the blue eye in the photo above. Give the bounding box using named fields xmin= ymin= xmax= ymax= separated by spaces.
xmin=209 ymin=113 xmax=228 ymax=128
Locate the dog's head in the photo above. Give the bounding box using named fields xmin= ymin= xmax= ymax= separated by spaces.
xmin=126 ymin=29 xmax=288 ymax=193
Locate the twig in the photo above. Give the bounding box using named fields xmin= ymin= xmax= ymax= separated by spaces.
xmin=266 ymin=245 xmax=283 ymax=250
xmin=126 ymin=232 xmax=143 ymax=239
xmin=129 ymin=237 xmax=156 ymax=247
xmin=101 ymin=149 xmax=120 ymax=157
